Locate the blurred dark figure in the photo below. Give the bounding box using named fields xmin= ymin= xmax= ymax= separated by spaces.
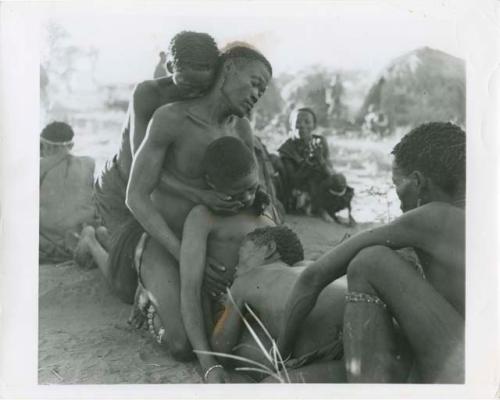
xmin=154 ymin=51 xmax=167 ymax=79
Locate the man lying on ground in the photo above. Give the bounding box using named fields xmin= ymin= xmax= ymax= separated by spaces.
xmin=278 ymin=122 xmax=465 ymax=383
xmin=40 ymin=121 xmax=96 ymax=264
xmin=125 ymin=45 xmax=272 ymax=361
xmin=209 ymin=225 xmax=354 ymax=383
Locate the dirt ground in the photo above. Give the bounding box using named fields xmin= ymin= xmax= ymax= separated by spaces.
xmin=38 ymin=215 xmax=371 ymax=384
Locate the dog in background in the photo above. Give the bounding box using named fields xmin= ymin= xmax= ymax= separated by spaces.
xmin=293 ymin=173 xmax=355 ymax=225
xmin=318 ymin=173 xmax=355 ymax=225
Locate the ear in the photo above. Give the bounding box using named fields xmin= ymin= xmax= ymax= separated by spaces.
xmin=166 ymin=61 xmax=173 ymax=74
xmin=410 ymin=170 xmax=427 ymax=194
xmin=264 ymin=241 xmax=277 ymax=260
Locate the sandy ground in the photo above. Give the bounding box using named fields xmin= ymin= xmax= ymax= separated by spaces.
xmin=38 ymin=215 xmax=371 ymax=384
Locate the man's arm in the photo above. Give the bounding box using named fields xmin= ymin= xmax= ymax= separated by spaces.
xmin=126 ymin=106 xmax=181 ymax=258
xmin=277 ymin=206 xmax=436 ymax=357
xmin=130 ymin=82 xmax=157 ymax=155
xmin=234 ymin=117 xmax=255 ymax=150
xmin=319 ymin=135 xmax=334 ymax=173
xmin=179 ymin=206 xmax=221 ymax=373
xmin=159 ymin=171 xmax=243 ymax=214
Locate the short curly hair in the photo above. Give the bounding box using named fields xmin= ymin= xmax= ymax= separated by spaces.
xmin=391 ymin=122 xmax=466 ymax=196
xmin=246 ymin=225 xmax=304 ymax=266
xmin=202 ymin=136 xmax=256 ymax=189
xmin=168 ymin=31 xmax=219 ymax=68
xmin=219 ymin=43 xmax=272 ymax=76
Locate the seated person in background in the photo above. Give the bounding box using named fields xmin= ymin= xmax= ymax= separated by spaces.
xmin=277 ymin=107 xmax=346 ymax=223
xmin=278 ymin=122 xmax=465 ymax=383
xmin=211 ymin=225 xmax=352 ymax=383
xmin=153 ymin=51 xmax=168 ymax=79
xmin=39 ymin=121 xmax=96 ymax=264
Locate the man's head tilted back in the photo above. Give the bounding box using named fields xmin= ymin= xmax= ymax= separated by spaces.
xmin=391 ymin=122 xmax=466 ymax=211
xmin=216 ymin=43 xmax=272 ymax=117
xmin=240 ymin=226 xmax=304 ymax=268
xmin=219 ymin=43 xmax=273 ymax=77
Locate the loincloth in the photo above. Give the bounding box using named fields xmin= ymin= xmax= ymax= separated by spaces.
xmin=107 ymin=217 xmax=144 ymax=303
xmin=94 ymin=156 xmax=132 ymax=236
xmin=285 ymin=331 xmax=344 ymax=370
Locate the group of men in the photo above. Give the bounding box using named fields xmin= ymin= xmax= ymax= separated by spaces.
xmin=41 ymin=31 xmax=466 ymax=384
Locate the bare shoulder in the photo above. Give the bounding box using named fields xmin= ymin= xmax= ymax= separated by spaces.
xmin=73 ymin=155 xmax=95 ymax=170
xmin=401 ymin=202 xmax=463 ymax=226
xmin=232 ymin=117 xmax=253 ymax=145
xmin=186 ymin=204 xmax=214 ymax=226
xmin=147 ymin=103 xmax=186 ymax=138
xmin=391 ymin=202 xmax=464 ymax=241
xmin=133 ymin=80 xmax=158 ymax=105
xmin=234 ymin=116 xmax=252 ymax=134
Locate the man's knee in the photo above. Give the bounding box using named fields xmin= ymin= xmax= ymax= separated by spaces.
xmin=347 ymin=245 xmax=392 ymax=281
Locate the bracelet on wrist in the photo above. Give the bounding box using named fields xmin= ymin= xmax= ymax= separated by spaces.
xmin=204 ymin=364 xmax=223 ymax=382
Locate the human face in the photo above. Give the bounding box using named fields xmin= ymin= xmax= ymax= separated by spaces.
xmin=171 ymin=61 xmax=216 ymax=96
xmin=237 ymin=238 xmax=268 ymax=271
xmin=216 ymin=168 xmax=260 ymax=210
xmin=221 ymin=60 xmax=271 ymax=117
xmin=295 ymin=111 xmax=315 ymax=142
xmin=392 ymin=160 xmax=419 ymax=213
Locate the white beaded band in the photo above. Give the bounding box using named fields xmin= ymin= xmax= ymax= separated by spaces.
xmin=40 ymin=136 xmax=74 ymax=146
xmin=204 ymin=364 xmax=223 ymax=382
xmin=345 ymin=291 xmax=387 ymax=309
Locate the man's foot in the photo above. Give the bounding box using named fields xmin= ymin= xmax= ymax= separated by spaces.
xmin=74 ymin=226 xmax=96 ymax=269
xmin=95 ymin=226 xmax=111 ymax=250
xmin=128 ymin=285 xmax=150 ymax=329
xmin=348 ymin=214 xmax=357 ymax=227
xmin=320 ymin=210 xmax=335 ymax=223
xmin=146 ymin=304 xmax=166 ymax=345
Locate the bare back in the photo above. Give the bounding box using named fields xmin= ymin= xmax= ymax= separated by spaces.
xmin=234 ymin=264 xmax=347 ymax=356
xmin=115 ymin=77 xmax=184 ymax=178
xmin=410 ymin=202 xmax=465 ymax=315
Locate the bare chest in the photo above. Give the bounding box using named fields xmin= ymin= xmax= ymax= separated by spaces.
xmin=166 ymin=121 xmax=239 ymax=179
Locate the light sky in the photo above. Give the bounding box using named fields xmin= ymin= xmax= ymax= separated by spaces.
xmin=42 ymin=1 xmax=466 ymax=85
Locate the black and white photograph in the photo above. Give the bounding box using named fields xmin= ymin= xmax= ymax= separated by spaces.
xmin=1 ymin=0 xmax=499 ymax=397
